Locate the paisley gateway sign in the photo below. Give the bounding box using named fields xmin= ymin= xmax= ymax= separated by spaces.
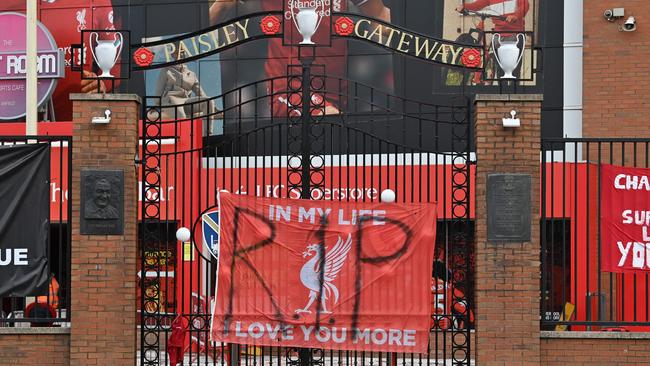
xmin=131 ymin=13 xmax=282 ymax=69
xmin=334 ymin=15 xmax=482 ymax=69
xmin=131 ymin=12 xmax=482 ymax=71
xmin=158 ymin=19 xmax=252 ymax=63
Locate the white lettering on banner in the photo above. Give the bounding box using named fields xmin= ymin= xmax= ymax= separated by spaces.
xmin=275 ymin=205 xmax=292 ymax=222
xmin=617 ymin=241 xmax=650 ymax=269
xmin=633 ymin=242 xmax=645 ymax=269
xmin=231 ymin=322 xmax=416 ymax=346
xmin=298 ymin=207 xmax=315 ymax=223
xmin=614 ymin=174 xmax=650 ymax=191
xmin=300 ymin=325 xmax=313 ymax=340
xmin=615 ymin=208 xmax=650 ymax=269
xmin=297 ymin=207 xmax=332 ymax=224
xmin=268 ymin=205 xmax=386 ymax=226
xmin=0 ymin=248 xmax=29 ymax=266
xmin=621 ymin=210 xmax=650 ymax=226
xmin=618 ymin=241 xmax=632 ymax=267
xmin=249 ymin=323 xmax=265 ymax=339
xmin=235 ymin=322 xmax=295 ymax=341
xmin=605 ymin=167 xmax=650 ymax=272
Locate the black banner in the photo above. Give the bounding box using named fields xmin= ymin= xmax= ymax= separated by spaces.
xmin=0 ymin=144 xmax=50 ymax=297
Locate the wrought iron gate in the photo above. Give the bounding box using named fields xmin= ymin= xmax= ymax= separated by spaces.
xmin=139 ymin=59 xmax=474 ymax=365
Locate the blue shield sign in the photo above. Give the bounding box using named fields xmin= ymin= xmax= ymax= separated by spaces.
xmin=201 ymin=210 xmax=220 ymax=260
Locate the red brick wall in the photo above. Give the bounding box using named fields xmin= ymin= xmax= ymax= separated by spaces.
xmin=474 ymin=94 xmax=542 ymax=365
xmin=584 ymin=1 xmax=650 ymax=138
xmin=69 ymin=94 xmax=139 ymax=366
xmin=542 ymin=336 xmax=650 ymax=365
xmin=0 ymin=332 xmax=69 ymax=365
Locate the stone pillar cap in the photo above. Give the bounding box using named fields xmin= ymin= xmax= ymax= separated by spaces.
xmin=70 ymin=93 xmax=141 ymax=104
xmin=475 ymin=94 xmax=543 ymax=102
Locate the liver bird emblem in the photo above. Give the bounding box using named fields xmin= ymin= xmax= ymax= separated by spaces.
xmin=295 ymin=234 xmax=352 ymax=314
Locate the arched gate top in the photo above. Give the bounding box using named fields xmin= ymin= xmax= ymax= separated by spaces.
xmin=89 ymin=10 xmax=485 ymax=74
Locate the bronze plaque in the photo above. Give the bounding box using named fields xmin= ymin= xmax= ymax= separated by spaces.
xmin=487 ymin=174 xmax=531 ymax=242
xmin=80 ymin=169 xmax=124 ymax=235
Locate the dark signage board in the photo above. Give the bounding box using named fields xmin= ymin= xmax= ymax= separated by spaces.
xmin=81 ymin=169 xmax=124 ymax=235
xmin=487 ymin=173 xmax=531 ymax=242
xmin=0 ymin=144 xmax=50 ymax=297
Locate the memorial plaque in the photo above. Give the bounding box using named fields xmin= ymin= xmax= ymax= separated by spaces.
xmin=487 ymin=174 xmax=531 ymax=242
xmin=80 ymin=169 xmax=124 ymax=235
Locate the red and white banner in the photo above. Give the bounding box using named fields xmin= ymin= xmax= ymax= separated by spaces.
xmin=602 ymin=164 xmax=650 ymax=273
xmin=211 ymin=192 xmax=436 ymax=353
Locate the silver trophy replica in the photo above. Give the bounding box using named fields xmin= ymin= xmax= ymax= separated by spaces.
xmin=492 ymin=33 xmax=525 ymax=79
xmin=290 ymin=0 xmax=325 ymax=45
xmin=90 ymin=32 xmax=123 ymax=78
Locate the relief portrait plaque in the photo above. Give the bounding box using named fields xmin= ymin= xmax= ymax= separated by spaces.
xmin=81 ymin=169 xmax=124 ymax=235
xmin=487 ymin=174 xmax=531 ymax=242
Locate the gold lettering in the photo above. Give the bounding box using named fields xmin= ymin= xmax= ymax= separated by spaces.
xmin=235 ymin=19 xmax=250 ymax=39
xmin=190 ymin=36 xmax=200 ymax=55
xmin=414 ymin=37 xmax=438 ymax=59
xmin=177 ymin=40 xmax=192 ymax=59
xmin=198 ymin=33 xmax=213 ymax=53
xmin=432 ymin=43 xmax=446 ymax=61
xmin=396 ymin=32 xmax=412 ymax=53
xmin=223 ymin=24 xmax=238 ymax=45
xmin=354 ymin=19 xmax=371 ymax=38
xmin=384 ymin=27 xmax=400 ymax=47
xmin=368 ymin=24 xmax=383 ymax=44
xmin=449 ymin=45 xmax=463 ymax=65
xmin=163 ymin=43 xmax=176 ymax=63
xmin=210 ymin=29 xmax=226 ymax=49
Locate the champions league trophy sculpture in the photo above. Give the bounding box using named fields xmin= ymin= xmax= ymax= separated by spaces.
xmin=90 ymin=32 xmax=123 ymax=77
xmin=290 ymin=0 xmax=326 ymax=45
xmin=492 ymin=33 xmax=525 ymax=79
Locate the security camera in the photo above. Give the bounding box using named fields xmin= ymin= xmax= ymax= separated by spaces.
xmin=605 ymin=8 xmax=625 ymax=21
xmin=604 ymin=9 xmax=614 ymax=21
xmin=622 ymin=16 xmax=636 ymax=32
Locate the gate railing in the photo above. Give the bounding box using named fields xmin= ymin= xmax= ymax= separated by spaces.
xmin=0 ymin=136 xmax=72 ymax=328
xmin=541 ymin=138 xmax=650 ymax=331
xmin=140 ymin=71 xmax=474 ymax=365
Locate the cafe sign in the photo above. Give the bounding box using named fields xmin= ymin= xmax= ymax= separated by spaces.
xmin=0 ymin=12 xmax=64 ymax=120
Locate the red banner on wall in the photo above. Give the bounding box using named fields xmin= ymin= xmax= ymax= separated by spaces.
xmin=602 ymin=164 xmax=650 ymax=273
xmin=210 ymin=192 xmax=436 ymax=353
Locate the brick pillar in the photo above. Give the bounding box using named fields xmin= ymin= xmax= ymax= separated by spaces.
xmin=69 ymin=94 xmax=140 ymax=365
xmin=474 ymin=94 xmax=542 ymax=366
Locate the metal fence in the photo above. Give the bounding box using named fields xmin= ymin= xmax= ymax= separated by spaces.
xmin=0 ymin=136 xmax=72 ymax=328
xmin=541 ymin=138 xmax=650 ymax=331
